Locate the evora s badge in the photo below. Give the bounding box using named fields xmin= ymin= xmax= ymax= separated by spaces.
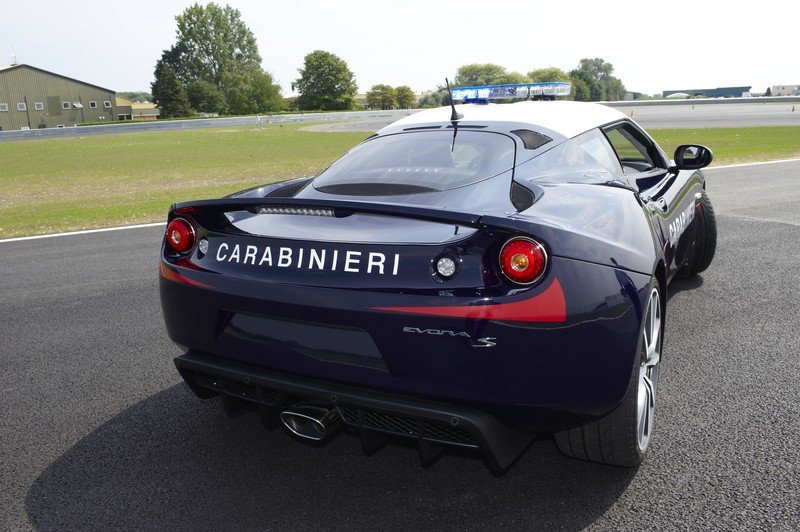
xmin=402 ymin=327 xmax=497 ymax=348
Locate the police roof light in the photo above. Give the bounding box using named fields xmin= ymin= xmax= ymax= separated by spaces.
xmin=451 ymin=82 xmax=571 ymax=102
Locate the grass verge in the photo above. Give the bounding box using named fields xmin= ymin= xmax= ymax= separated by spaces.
xmin=1 ymin=124 xmax=798 ymax=239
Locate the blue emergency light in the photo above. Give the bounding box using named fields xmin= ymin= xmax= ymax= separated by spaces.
xmin=451 ymin=82 xmax=571 ymax=103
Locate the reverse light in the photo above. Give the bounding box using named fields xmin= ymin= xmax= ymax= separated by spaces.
xmin=435 ymin=255 xmax=458 ymax=278
xmin=166 ymin=218 xmax=196 ymax=253
xmin=499 ymin=237 xmax=547 ymax=285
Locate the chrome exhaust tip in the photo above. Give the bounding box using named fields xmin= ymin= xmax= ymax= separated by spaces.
xmin=280 ymin=404 xmax=341 ymax=441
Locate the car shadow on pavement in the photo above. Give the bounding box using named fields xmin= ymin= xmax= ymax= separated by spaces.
xmin=667 ymin=272 xmax=705 ymax=301
xmin=26 ymin=383 xmax=637 ymax=531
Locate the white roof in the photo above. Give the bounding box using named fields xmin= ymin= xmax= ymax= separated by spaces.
xmin=382 ymin=100 xmax=628 ymax=139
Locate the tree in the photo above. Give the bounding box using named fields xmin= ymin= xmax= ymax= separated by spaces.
xmin=570 ymin=58 xmax=626 ymax=101
xmin=187 ymin=79 xmax=227 ymax=114
xmin=417 ymin=89 xmax=447 ymax=108
xmin=603 ymin=76 xmax=626 ymax=101
xmin=246 ymin=68 xmax=285 ymax=113
xmin=569 ymin=77 xmax=590 ymax=102
xmin=366 ymin=84 xmax=397 ymax=109
xmin=150 ymin=61 xmax=192 ymax=118
xmin=453 ymin=64 xmax=513 ymax=87
xmin=527 ymin=67 xmax=574 ymax=99
xmin=153 ymin=2 xmax=282 ymax=114
xmin=118 ymin=91 xmax=153 ymax=102
xmin=295 ymin=50 xmax=358 ymax=111
xmin=171 ymin=3 xmax=261 ymax=86
xmin=569 ymin=69 xmax=603 ymax=101
xmin=528 ymin=67 xmax=571 ymax=84
xmin=577 ymin=58 xmax=614 ymax=81
xmin=495 ymin=71 xmax=530 ymax=85
xmin=221 ymin=67 xmax=284 ymax=115
xmin=395 ymin=86 xmax=416 ymax=109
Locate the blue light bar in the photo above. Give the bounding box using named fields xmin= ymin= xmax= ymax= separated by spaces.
xmin=451 ymin=82 xmax=571 ymax=101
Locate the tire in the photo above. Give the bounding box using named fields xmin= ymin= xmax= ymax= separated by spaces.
xmin=686 ymin=190 xmax=717 ymax=275
xmin=554 ymin=280 xmax=663 ymax=467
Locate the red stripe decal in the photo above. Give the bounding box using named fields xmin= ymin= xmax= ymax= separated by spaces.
xmin=160 ymin=262 xmax=213 ymax=288
xmin=374 ymin=278 xmax=566 ymax=322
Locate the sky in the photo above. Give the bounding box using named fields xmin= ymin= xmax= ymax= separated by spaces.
xmin=3 ymin=0 xmax=797 ymax=97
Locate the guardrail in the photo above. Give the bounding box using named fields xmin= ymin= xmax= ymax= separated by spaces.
xmin=0 ymin=109 xmax=417 ymax=141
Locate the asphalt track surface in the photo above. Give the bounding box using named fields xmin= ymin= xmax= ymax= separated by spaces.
xmin=2 ymin=162 xmax=800 ymax=527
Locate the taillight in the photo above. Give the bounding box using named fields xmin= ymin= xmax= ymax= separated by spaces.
xmin=499 ymin=237 xmax=547 ymax=285
xmin=166 ymin=218 xmax=196 ymax=253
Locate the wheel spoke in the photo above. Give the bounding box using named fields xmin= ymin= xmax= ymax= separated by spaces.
xmin=638 ymin=373 xmax=655 ymax=445
xmin=637 ymin=287 xmax=661 ymax=452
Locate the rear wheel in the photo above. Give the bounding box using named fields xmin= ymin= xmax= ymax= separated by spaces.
xmin=684 ymin=190 xmax=717 ymax=276
xmin=554 ymin=280 xmax=662 ymax=467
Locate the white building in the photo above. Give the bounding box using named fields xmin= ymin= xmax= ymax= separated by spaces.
xmin=770 ymin=85 xmax=800 ymax=96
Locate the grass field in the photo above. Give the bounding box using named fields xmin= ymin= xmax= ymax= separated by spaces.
xmin=1 ymin=123 xmax=799 ymax=239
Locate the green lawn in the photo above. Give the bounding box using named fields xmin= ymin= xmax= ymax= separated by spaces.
xmin=1 ymin=123 xmax=798 ymax=239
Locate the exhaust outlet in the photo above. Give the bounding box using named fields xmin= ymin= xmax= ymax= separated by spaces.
xmin=280 ymin=404 xmax=341 ymax=441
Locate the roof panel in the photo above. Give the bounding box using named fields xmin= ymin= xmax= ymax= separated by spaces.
xmin=382 ymin=101 xmax=627 ymax=139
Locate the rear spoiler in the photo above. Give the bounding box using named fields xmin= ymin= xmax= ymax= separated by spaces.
xmin=169 ymin=197 xmax=555 ymax=238
xmin=170 ymin=197 xmax=484 ymax=227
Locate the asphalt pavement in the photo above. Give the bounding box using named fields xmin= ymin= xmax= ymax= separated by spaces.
xmin=1 ymin=159 xmax=799 ymax=529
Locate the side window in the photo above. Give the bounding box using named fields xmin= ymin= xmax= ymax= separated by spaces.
xmin=516 ymin=128 xmax=622 ymax=180
xmin=574 ymin=129 xmax=623 ymax=175
xmin=551 ymin=129 xmax=622 ymax=175
xmin=604 ymin=126 xmax=660 ymax=174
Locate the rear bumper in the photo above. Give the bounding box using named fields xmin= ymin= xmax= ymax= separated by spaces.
xmin=161 ymin=258 xmax=651 ymax=414
xmin=175 ymin=351 xmax=535 ymax=471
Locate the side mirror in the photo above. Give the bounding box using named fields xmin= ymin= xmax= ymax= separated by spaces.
xmin=674 ymin=144 xmax=713 ymax=170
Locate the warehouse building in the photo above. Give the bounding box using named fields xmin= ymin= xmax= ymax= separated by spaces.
xmin=0 ymin=63 xmax=130 ymax=131
xmin=770 ymin=85 xmax=800 ymax=96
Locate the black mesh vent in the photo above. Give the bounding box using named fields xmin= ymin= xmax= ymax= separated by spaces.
xmin=511 ymin=129 xmax=552 ymax=150
xmin=338 ymin=406 xmax=477 ymax=448
xmin=511 ymin=181 xmax=535 ymax=211
xmin=190 ymin=371 xmax=281 ymax=406
xmin=423 ymin=423 xmax=475 ymax=446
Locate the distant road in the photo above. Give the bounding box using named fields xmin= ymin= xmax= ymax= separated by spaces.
xmin=2 ymin=97 xmax=799 ymax=141
xmin=610 ymin=100 xmax=800 ymax=128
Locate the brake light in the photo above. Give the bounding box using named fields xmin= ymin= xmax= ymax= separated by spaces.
xmin=166 ymin=218 xmax=196 ymax=253
xmin=499 ymin=237 xmax=547 ymax=284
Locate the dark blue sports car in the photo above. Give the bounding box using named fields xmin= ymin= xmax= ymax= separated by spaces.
xmin=160 ymin=86 xmax=716 ymax=471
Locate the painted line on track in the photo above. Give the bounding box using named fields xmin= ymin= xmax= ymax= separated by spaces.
xmin=0 ymin=222 xmax=165 ymax=244
xmin=705 ymin=157 xmax=800 ymax=170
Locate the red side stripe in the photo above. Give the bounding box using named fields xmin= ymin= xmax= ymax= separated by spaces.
xmin=159 ymin=262 xmax=213 ymax=288
xmin=373 ymin=278 xmax=566 ymax=323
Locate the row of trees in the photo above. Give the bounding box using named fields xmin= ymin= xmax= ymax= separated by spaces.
xmin=151 ymin=3 xmax=626 ymax=118
xmin=365 ymin=85 xmax=416 ymax=109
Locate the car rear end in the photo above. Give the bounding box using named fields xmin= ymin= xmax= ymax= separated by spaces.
xmin=160 ymin=195 xmax=652 ymax=470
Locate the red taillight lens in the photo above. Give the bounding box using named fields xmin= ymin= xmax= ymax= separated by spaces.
xmin=166 ymin=218 xmax=195 ymax=253
xmin=499 ymin=237 xmax=547 ymax=284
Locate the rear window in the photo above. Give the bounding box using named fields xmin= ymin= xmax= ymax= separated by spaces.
xmin=313 ymin=130 xmax=516 ymax=195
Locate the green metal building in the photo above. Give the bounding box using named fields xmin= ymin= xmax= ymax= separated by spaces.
xmin=0 ymin=64 xmax=126 ymax=131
